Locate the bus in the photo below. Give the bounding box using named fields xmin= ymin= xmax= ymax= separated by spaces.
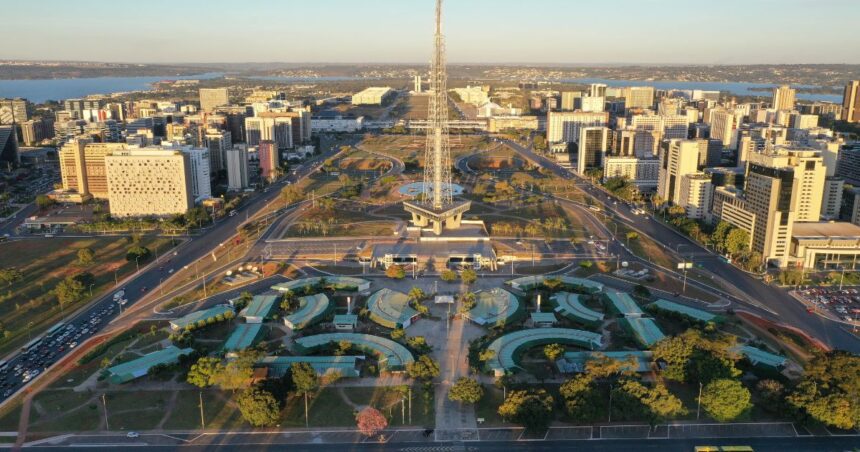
xmin=21 ymin=337 xmax=42 ymax=353
xmin=45 ymin=322 xmax=65 ymax=337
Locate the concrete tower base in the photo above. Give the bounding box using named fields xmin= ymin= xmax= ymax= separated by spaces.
xmin=403 ymin=200 xmax=472 ymax=236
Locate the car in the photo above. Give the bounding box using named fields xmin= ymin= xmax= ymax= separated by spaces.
xmin=127 ymin=432 xmax=140 ymax=438
xmin=3 ymin=390 xmax=11 ymax=397
xmin=69 ymin=342 xmax=78 ymax=349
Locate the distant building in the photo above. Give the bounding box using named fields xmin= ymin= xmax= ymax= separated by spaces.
xmin=623 ymin=86 xmax=655 ymax=110
xmin=560 ymin=91 xmax=581 ymax=111
xmin=0 ymin=98 xmax=32 ymax=124
xmin=678 ymin=173 xmax=713 ymax=219
xmin=105 ymin=148 xmax=194 ymax=217
xmin=604 ymin=156 xmax=660 ymax=190
xmin=487 ymin=116 xmax=538 ymax=132
xmin=772 ymin=85 xmax=796 ymax=111
xmin=20 ymin=118 xmax=55 ymax=145
xmin=413 ymin=75 xmax=423 ymax=93
xmin=546 ymin=111 xmax=609 ymax=145
xmin=311 ymin=116 xmax=364 ymax=133
xmin=258 ymin=140 xmax=279 ymax=182
xmin=0 ymin=125 xmax=20 ymax=165
xmin=245 ymin=116 xmax=293 ymax=150
xmin=837 ymin=145 xmax=860 ymax=185
xmin=225 ymin=146 xmax=249 ymax=191
xmin=199 ymin=88 xmax=229 ymax=113
xmin=589 ymin=83 xmax=607 ymax=98
xmin=657 ymin=139 xmax=700 ymax=205
xmin=59 ymin=140 xmax=128 ymax=199
xmin=843 ymin=80 xmax=860 ymax=123
xmin=451 ymin=86 xmax=490 ymax=106
xmin=352 ymin=87 xmax=395 ymax=105
xmin=204 ymin=128 xmax=231 ymax=173
xmin=577 ymin=127 xmax=609 ymax=175
xmin=580 ymin=96 xmax=604 ymax=112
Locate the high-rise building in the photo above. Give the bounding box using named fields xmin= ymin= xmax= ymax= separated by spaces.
xmin=0 ymin=98 xmax=32 ymax=124
xmin=589 ymin=83 xmax=607 ymax=98
xmin=546 ymin=111 xmax=609 ymax=145
xmin=612 ymin=129 xmax=636 ymax=157
xmin=64 ymin=98 xmax=104 ymax=120
xmin=225 ymin=146 xmax=249 ymax=191
xmin=580 ymin=96 xmax=604 ymax=113
xmin=257 ymin=140 xmax=279 ymax=182
xmin=199 ymin=88 xmax=229 ymax=113
xmin=842 ymin=80 xmax=860 ymax=123
xmin=712 ymin=148 xmax=826 ymax=267
xmin=560 ymin=91 xmax=581 ymax=111
xmin=0 ymin=125 xmax=20 ymax=165
xmin=176 ymin=146 xmax=211 ymax=201
xmin=59 ymin=141 xmax=129 ymax=198
xmin=577 ymin=127 xmax=609 ymax=175
xmin=413 ymin=75 xmax=423 ymax=93
xmin=772 ymin=85 xmax=796 ymax=111
xmin=657 ymin=139 xmax=700 ymax=205
xmin=105 ymin=148 xmax=193 ymax=217
xmin=352 ymin=87 xmax=395 ymax=105
xmin=245 ymin=116 xmax=293 ymax=150
xmin=214 ymin=105 xmax=250 ymax=144
xmin=623 ymin=86 xmax=655 ymax=110
xmin=204 ymin=129 xmax=231 ymax=173
xmin=695 ymin=138 xmax=723 ymax=168
xmin=604 ymin=156 xmax=660 ymax=190
xmin=678 ymin=173 xmax=713 ymax=219
xmin=789 ymin=113 xmax=818 ymax=130
xmin=709 ymin=109 xmax=738 ymax=150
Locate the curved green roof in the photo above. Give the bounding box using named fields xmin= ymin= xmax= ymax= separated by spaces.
xmin=284 ymin=293 xmax=333 ymax=330
xmin=272 ymin=276 xmax=370 ymax=293
xmin=484 ymin=327 xmax=603 ymax=374
xmin=550 ymin=292 xmax=604 ymax=325
xmin=506 ymin=275 xmax=604 ymax=293
xmin=464 ymin=289 xmax=521 ymax=327
xmin=367 ymin=288 xmax=419 ymax=329
xmin=292 ymin=333 xmax=415 ymax=371
xmin=649 ymin=299 xmax=718 ymax=323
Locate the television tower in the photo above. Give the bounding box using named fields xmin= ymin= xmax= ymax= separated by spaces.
xmin=403 ymin=0 xmax=470 ymax=235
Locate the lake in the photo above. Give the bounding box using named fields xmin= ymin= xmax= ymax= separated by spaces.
xmin=0 ymin=72 xmax=224 ymax=103
xmin=0 ymin=73 xmax=843 ymax=104
xmin=564 ymin=77 xmax=843 ymax=103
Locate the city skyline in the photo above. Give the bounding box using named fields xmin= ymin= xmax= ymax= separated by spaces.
xmin=4 ymin=0 xmax=860 ymax=65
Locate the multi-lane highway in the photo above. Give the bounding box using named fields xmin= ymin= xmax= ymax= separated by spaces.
xmin=499 ymin=137 xmax=860 ymax=352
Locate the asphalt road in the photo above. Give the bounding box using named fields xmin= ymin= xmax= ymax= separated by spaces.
xmin=25 ymin=436 xmax=860 ymax=451
xmin=498 ymin=138 xmax=860 ymax=353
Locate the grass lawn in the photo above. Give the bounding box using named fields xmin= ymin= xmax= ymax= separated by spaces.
xmin=29 ymin=390 xmax=100 ymax=432
xmin=166 ymin=390 xmax=244 ymax=430
xmin=105 ymin=390 xmax=173 ymax=430
xmin=0 ymin=403 xmax=22 ymax=431
xmin=474 ymin=385 xmax=510 ymax=426
xmin=283 ymin=221 xmax=396 ymax=238
xmin=0 ymin=236 xmax=175 ymax=356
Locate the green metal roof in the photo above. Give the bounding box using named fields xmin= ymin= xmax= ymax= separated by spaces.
xmin=735 ymin=345 xmax=788 ymax=368
xmin=223 ymin=323 xmax=263 ymax=352
xmin=107 ymin=346 xmax=193 ymax=384
xmin=605 ymin=291 xmax=643 ymax=316
xmin=464 ymin=288 xmax=521 ymax=327
xmin=271 ymin=276 xmax=370 ymax=293
xmin=169 ymin=305 xmax=233 ymax=330
xmin=558 ymin=351 xmax=653 ymax=373
xmin=649 ymin=299 xmax=718 ymax=322
xmin=242 ymin=295 xmax=278 ymax=320
xmin=530 ymin=312 xmax=558 ymax=324
xmin=257 ymin=355 xmax=363 ymax=378
xmin=506 ymin=275 xmax=603 ymax=293
xmin=550 ymin=292 xmax=604 ymax=325
xmin=367 ymin=288 xmax=419 ymax=329
xmin=484 ymin=328 xmax=603 ymax=374
xmin=622 ymin=317 xmax=665 ymax=347
xmin=333 ymin=314 xmax=358 ymax=326
xmin=292 ymin=333 xmax=415 ymax=371
xmin=284 ymin=293 xmax=332 ymax=330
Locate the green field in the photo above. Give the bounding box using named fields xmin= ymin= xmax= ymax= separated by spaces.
xmin=0 ymin=236 xmax=175 ymax=355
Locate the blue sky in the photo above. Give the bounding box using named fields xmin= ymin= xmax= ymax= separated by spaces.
xmin=4 ymin=0 xmax=858 ymax=64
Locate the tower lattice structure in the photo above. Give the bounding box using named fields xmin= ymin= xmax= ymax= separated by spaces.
xmin=422 ymin=0 xmax=452 ymax=210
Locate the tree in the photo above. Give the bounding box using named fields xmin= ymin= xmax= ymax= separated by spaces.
xmin=187 ymin=357 xmax=223 ymax=388
xmin=478 ymin=349 xmax=496 ymax=363
xmin=626 ymin=231 xmax=639 ymax=242
xmin=356 ymin=407 xmax=388 ymax=438
xmin=651 ymin=333 xmax=696 ymax=382
xmin=385 ymin=264 xmax=406 ymax=279
xmin=440 ymin=269 xmax=457 ymax=282
xmin=560 ymin=374 xmax=603 ymax=422
xmin=787 ymin=351 xmax=860 ymax=430
xmin=185 ymin=206 xmax=211 ymax=227
xmin=543 ymin=343 xmax=565 ymax=362
xmin=542 ymin=277 xmax=562 ymax=292
xmin=407 ymin=286 xmax=426 ymax=302
xmin=448 ymin=377 xmax=484 ymax=404
xmin=54 ymin=275 xmax=87 ymax=306
xmin=460 ymin=268 xmax=477 ymax=285
xmin=406 ymin=355 xmax=440 ymax=382
xmin=390 ymin=328 xmax=405 ymax=340
xmin=711 ymin=221 xmax=733 ymax=252
xmin=236 ymin=387 xmax=281 ymax=427
xmin=212 ymin=350 xmax=261 ymax=392
xmin=700 ymin=379 xmax=752 ymax=422
xmin=497 ymin=389 xmax=555 ymax=432
xmin=126 ymin=245 xmax=151 ymax=262
xmin=281 ymin=185 xmax=303 ymax=205
xmin=77 ymin=248 xmax=95 ymax=266
xmin=35 ymin=194 xmax=55 ymax=210
xmin=724 ymin=228 xmax=750 ymax=256
xmin=632 ymin=284 xmax=651 ymax=299
xmin=0 ymin=267 xmax=23 ymax=287
xmin=616 ymin=380 xmax=687 ymax=423
xmin=292 ymin=362 xmax=319 ymax=428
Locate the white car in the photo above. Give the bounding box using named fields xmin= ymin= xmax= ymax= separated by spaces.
xmin=126 ymin=432 xmax=140 ymax=438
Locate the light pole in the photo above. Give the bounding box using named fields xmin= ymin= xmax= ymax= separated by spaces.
xmin=135 ymin=256 xmax=141 ymax=273
xmin=102 ymin=393 xmax=110 ymax=430
xmin=696 ymin=381 xmax=703 ymax=420
xmin=839 ymin=265 xmax=847 ymax=291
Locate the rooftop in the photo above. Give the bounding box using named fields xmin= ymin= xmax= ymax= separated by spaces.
xmin=241 ymin=295 xmax=278 ymax=320
xmin=649 ymin=299 xmax=717 ymax=323
xmin=623 ymin=317 xmax=665 ymax=347
xmin=367 ymin=288 xmax=419 ymax=329
xmin=106 ymin=346 xmax=193 ymax=384
xmin=169 ymin=305 xmax=233 ymax=330
xmin=484 ymin=328 xmax=603 ymax=374
xmin=734 ymin=345 xmax=788 ymax=368
xmin=257 ymin=355 xmax=364 ymax=378
xmin=791 ymin=221 xmax=860 ymax=239
xmin=463 ymin=288 xmax=521 ymax=327
xmin=550 ymin=292 xmax=604 ymax=324
xmin=292 ymin=333 xmax=414 ymax=371
xmin=605 ymin=291 xmax=643 ymax=316
xmin=223 ymin=323 xmax=263 ymax=352
xmin=283 ymin=293 xmax=332 ymax=330
xmin=557 ymin=351 xmax=653 ymax=373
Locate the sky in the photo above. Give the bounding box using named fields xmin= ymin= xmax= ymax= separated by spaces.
xmin=4 ymin=0 xmax=859 ymax=65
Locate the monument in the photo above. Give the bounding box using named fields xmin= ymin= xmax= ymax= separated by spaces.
xmin=403 ymin=0 xmax=471 ymax=236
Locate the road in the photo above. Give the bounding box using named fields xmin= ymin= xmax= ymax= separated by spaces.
xmin=24 ymin=436 xmax=860 ymax=451
xmin=498 ymin=137 xmax=860 ymax=352
xmin=0 ymin=144 xmax=343 ymax=406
